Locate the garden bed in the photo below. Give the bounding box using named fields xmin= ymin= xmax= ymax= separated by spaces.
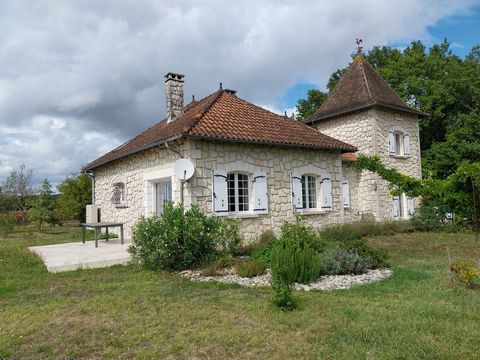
xmin=179 ymin=266 xmax=393 ymax=291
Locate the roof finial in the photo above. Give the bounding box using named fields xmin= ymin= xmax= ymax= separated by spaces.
xmin=192 ymin=94 xmax=195 ymax=101
xmin=356 ymin=38 xmax=363 ymax=53
xmin=284 ymin=110 xmax=287 ymax=117
xmin=219 ymin=82 xmax=223 ymax=90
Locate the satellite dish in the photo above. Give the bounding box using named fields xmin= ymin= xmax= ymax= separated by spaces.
xmin=173 ymin=158 xmax=195 ymax=181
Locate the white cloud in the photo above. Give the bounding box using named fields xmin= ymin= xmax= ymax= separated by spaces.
xmin=0 ymin=0 xmax=477 ymax=184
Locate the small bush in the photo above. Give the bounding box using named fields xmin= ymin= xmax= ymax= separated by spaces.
xmin=280 ymin=217 xmax=326 ymax=252
xmin=237 ymin=229 xmax=276 ymax=258
xmin=411 ymin=204 xmax=450 ymax=232
xmin=200 ymin=255 xmax=234 ymax=276
xmin=236 ymin=259 xmax=267 ymax=278
xmin=450 ymin=261 xmax=480 ymax=289
xmin=320 ymin=224 xmax=363 ymax=242
xmin=271 ymin=274 xmax=296 ymax=310
xmin=0 ymin=214 xmax=15 ymax=238
xmin=270 ymin=240 xmax=322 ymax=284
xmin=320 ymin=248 xmax=372 ymax=275
xmin=129 ymin=203 xmax=241 ymax=271
xmin=340 ymin=240 xmax=388 ymax=268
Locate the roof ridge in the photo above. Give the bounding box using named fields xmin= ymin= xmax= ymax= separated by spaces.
xmin=360 ymin=61 xmax=373 ymax=101
xmin=185 ymin=90 xmax=224 ymax=134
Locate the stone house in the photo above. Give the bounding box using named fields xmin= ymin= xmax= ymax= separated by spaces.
xmin=83 ymin=55 xmax=427 ymax=240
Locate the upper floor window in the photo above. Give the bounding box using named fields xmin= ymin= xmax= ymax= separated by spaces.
xmin=227 ymin=172 xmax=249 ymax=212
xmin=389 ymin=128 xmax=410 ymax=157
xmin=112 ymin=182 xmax=126 ymax=207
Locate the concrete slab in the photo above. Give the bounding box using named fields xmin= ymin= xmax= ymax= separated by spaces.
xmin=29 ymin=239 xmax=132 ymax=273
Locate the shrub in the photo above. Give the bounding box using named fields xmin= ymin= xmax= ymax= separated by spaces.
xmin=280 ymin=217 xmax=326 ymax=252
xmin=0 ymin=214 xmax=15 ymax=238
xmin=129 ymin=203 xmax=241 ymax=271
xmin=320 ymin=224 xmax=363 ymax=242
xmin=270 ymin=240 xmax=322 ymax=284
xmin=450 ymin=261 xmax=480 ymax=289
xmin=340 ymin=240 xmax=388 ymax=268
xmin=236 ymin=259 xmax=267 ymax=278
xmin=237 ymin=229 xmax=276 ymax=258
xmin=411 ymin=203 xmax=449 ymax=232
xmin=200 ymin=255 xmax=234 ymax=276
xmin=319 ymin=221 xmax=413 ymax=242
xmin=320 ymin=248 xmax=372 ymax=275
xmin=271 ymin=274 xmax=296 ymax=310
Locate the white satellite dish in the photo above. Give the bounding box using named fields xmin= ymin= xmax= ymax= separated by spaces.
xmin=173 ymin=158 xmax=195 ymax=181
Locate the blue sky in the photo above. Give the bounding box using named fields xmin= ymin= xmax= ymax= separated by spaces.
xmin=279 ymin=5 xmax=480 ymax=111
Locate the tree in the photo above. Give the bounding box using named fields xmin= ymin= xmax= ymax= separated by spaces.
xmin=3 ymin=165 xmax=34 ymax=225
xmin=56 ymin=173 xmax=92 ymax=222
xmin=294 ymin=89 xmax=327 ymax=121
xmin=29 ymin=179 xmax=57 ymax=230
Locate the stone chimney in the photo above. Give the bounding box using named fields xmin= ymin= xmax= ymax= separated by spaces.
xmin=165 ymin=72 xmax=185 ymax=122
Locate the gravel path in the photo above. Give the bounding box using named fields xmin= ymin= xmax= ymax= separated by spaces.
xmin=179 ymin=267 xmax=393 ymax=291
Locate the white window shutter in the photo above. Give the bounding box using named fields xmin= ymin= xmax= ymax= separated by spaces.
xmin=253 ymin=172 xmax=268 ymax=214
xmin=291 ymin=173 xmax=303 ymax=210
xmin=321 ymin=177 xmax=333 ymax=210
xmin=388 ymin=129 xmax=396 ymax=155
xmin=407 ymin=198 xmax=415 ymax=216
xmin=212 ymin=170 xmax=228 ymax=216
xmin=403 ymin=133 xmax=411 ymax=156
xmin=392 ymin=196 xmax=400 ymax=220
xmin=144 ymin=181 xmax=154 ymax=216
xmin=342 ymin=180 xmax=350 ymax=208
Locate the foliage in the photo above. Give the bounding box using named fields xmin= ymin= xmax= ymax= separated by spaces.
xmin=319 ymin=222 xmax=413 ymax=242
xmin=0 ymin=214 xmax=15 ymax=238
xmin=235 ymin=259 xmax=267 ymax=278
xmin=320 ymin=224 xmax=363 ymax=242
xmin=28 ymin=179 xmax=58 ymax=230
xmin=56 ymin=173 xmax=92 ymax=222
xmin=200 ymin=255 xmax=234 ymax=276
xmin=270 ymin=273 xmax=296 ymax=311
xmin=129 ymin=203 xmax=241 ymax=271
xmin=2 ymin=165 xmax=34 ymax=225
xmin=294 ymin=89 xmax=327 ymax=121
xmin=237 ymin=229 xmax=277 ymax=256
xmin=410 ymin=203 xmax=451 ymax=232
xmin=339 ymin=240 xmax=389 ymax=269
xmin=270 ymin=240 xmax=322 ymax=284
xmin=450 ymin=261 xmax=480 ymax=289
xmin=279 ymin=217 xmax=326 ymax=253
xmin=320 ymin=248 xmax=372 ymax=275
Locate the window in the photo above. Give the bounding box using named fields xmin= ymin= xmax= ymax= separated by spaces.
xmin=389 ymin=128 xmax=411 ymax=157
xmin=112 ymin=182 xmax=126 ymax=207
xmin=155 ymin=179 xmax=172 ymax=215
xmin=227 ymin=173 xmax=249 ymax=212
xmin=301 ymin=175 xmax=317 ymax=209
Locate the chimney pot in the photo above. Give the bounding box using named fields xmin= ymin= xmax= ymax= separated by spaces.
xmin=165 ymin=72 xmax=185 ymax=122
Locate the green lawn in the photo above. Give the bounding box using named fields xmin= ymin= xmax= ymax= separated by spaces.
xmin=1 ymin=227 xmax=479 ymax=359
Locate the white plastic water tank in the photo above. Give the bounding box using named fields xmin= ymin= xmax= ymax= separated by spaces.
xmin=86 ymin=204 xmax=98 ymax=223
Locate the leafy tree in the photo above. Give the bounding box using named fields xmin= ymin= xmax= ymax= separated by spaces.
xmin=295 ymin=89 xmax=327 ymax=121
xmin=56 ymin=173 xmax=92 ymax=222
xmin=29 ymin=179 xmax=57 ymax=230
xmin=3 ymin=165 xmax=34 ymax=225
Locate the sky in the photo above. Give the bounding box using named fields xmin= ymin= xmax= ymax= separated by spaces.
xmin=0 ymin=0 xmax=479 ymax=187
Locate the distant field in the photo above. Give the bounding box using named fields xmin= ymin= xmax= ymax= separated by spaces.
xmin=1 ymin=227 xmax=479 ymax=359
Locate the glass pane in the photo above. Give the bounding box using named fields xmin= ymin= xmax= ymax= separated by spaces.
xmin=308 ymin=176 xmax=316 ymax=209
xmin=156 ymin=180 xmax=172 ymax=216
xmin=227 ymin=173 xmax=236 ymax=212
xmin=301 ymin=175 xmax=307 ymax=208
xmin=237 ymin=173 xmax=249 ymax=212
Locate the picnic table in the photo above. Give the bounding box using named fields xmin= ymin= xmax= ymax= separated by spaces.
xmin=81 ymin=222 xmax=124 ymax=248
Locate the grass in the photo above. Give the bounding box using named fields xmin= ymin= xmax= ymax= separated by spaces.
xmin=1 ymin=226 xmax=480 ymax=359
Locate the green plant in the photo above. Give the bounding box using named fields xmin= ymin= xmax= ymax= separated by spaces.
xmin=200 ymin=255 xmax=234 ymax=276
xmin=236 ymin=259 xmax=267 ymax=278
xmin=0 ymin=214 xmax=15 ymax=238
xmin=320 ymin=249 xmax=372 ymax=275
xmin=319 ymin=224 xmax=363 ymax=242
xmin=411 ymin=203 xmax=449 ymax=232
xmin=280 ymin=217 xmax=326 ymax=252
xmin=237 ymin=229 xmax=276 ymax=257
xmin=271 ymin=274 xmax=296 ymax=310
xmin=129 ymin=203 xmax=241 ymax=271
xmin=450 ymin=261 xmax=480 ymax=289
xmin=340 ymin=240 xmax=389 ymax=268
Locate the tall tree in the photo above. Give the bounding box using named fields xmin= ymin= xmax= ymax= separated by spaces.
xmin=29 ymin=179 xmax=57 ymax=230
xmin=3 ymin=165 xmax=34 ymax=225
xmin=56 ymin=173 xmax=92 ymax=222
xmin=295 ymin=89 xmax=328 ymax=121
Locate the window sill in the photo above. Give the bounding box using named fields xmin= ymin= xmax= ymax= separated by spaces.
xmin=115 ymin=204 xmax=128 ymax=209
xmin=228 ymin=213 xmax=262 ymax=219
xmin=296 ymin=210 xmax=330 ymax=216
xmin=389 ymin=155 xmax=410 ymax=159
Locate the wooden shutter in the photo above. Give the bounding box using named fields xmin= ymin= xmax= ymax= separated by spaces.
xmin=407 ymin=197 xmax=415 ymax=216
xmin=342 ymin=180 xmax=350 ymax=208
xmin=392 ymin=196 xmax=400 ymax=220
xmin=403 ymin=133 xmax=411 ymax=156
xmin=388 ymin=129 xmax=396 ymax=155
xmin=253 ymin=172 xmax=268 ymax=214
xmin=321 ymin=177 xmax=333 ymax=210
xmin=212 ymin=170 xmax=228 ymax=216
xmin=291 ymin=173 xmax=303 ymax=210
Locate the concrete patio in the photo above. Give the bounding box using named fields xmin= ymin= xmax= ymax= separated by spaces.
xmin=29 ymin=238 xmax=132 ymax=273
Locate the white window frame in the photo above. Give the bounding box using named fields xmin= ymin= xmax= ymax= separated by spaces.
xmin=154 ymin=178 xmax=173 ymax=216
xmin=301 ymin=174 xmax=318 ymax=210
xmin=389 ymin=127 xmax=411 ymax=158
xmin=227 ymin=172 xmax=251 ymax=214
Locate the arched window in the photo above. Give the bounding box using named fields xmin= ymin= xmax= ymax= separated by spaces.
xmin=227 ymin=172 xmax=249 ymax=212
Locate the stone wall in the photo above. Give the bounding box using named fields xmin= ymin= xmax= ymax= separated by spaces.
xmin=313 ymin=107 xmax=421 ymax=221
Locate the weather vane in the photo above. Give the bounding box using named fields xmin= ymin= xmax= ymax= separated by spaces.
xmin=356 ymin=38 xmax=363 ymax=53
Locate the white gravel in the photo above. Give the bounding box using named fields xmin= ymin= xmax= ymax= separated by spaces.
xmin=179 ymin=267 xmax=393 ymax=291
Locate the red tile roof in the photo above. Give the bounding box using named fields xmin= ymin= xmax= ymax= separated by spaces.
xmin=340 ymin=152 xmax=358 ymax=162
xmin=83 ymin=90 xmax=356 ymax=171
xmin=305 ymin=55 xmax=428 ymax=124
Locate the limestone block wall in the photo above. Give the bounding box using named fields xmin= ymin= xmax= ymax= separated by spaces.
xmin=93 ymin=140 xmax=187 ymax=238
xmin=187 ymin=139 xmax=346 ymax=241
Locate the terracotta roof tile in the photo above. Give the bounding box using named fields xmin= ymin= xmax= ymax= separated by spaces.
xmin=83 ymin=90 xmax=356 ymax=171
xmin=305 ymin=55 xmax=428 ymax=123
xmin=340 ymin=152 xmax=357 ymax=162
